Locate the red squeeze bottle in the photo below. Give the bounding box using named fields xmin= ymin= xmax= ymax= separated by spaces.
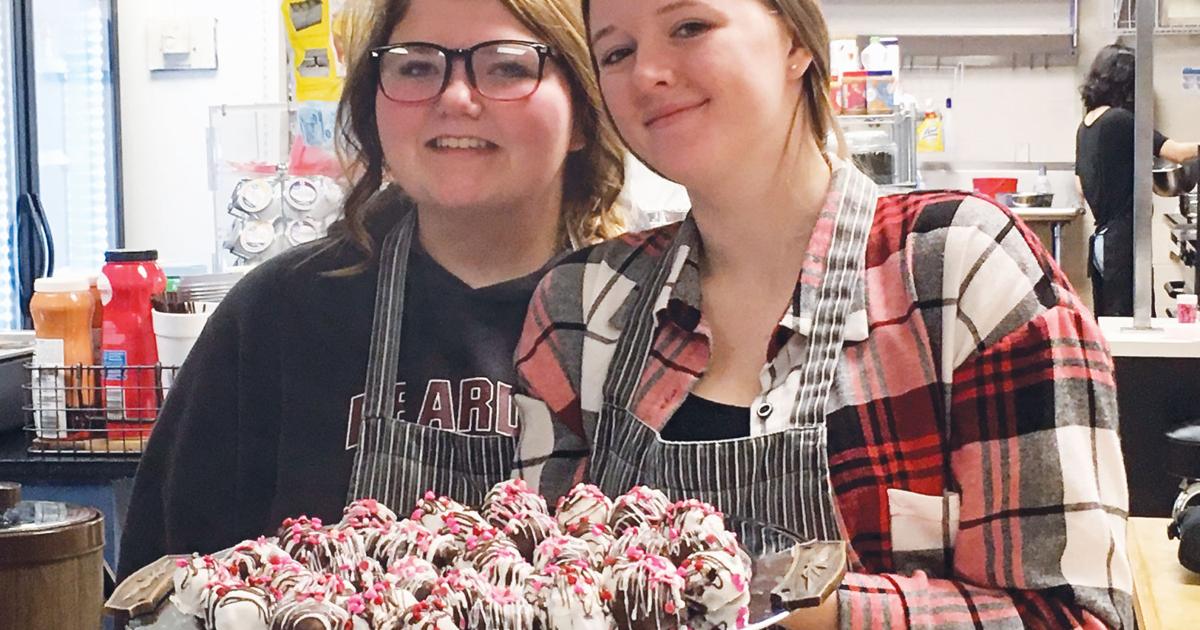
xmin=97 ymin=249 xmax=167 ymax=438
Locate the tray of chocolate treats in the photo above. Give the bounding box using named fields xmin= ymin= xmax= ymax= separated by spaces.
xmin=106 ymin=482 xmax=846 ymax=630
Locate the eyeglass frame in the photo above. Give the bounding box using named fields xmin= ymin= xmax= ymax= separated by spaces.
xmin=369 ymin=39 xmax=557 ymax=103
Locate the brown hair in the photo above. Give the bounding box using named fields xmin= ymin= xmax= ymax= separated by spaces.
xmin=331 ymin=0 xmax=626 ymax=273
xmin=580 ymin=0 xmax=845 ymax=161
xmin=767 ymin=0 xmax=845 ymax=159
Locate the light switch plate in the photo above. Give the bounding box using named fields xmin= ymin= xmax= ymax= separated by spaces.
xmin=147 ymin=16 xmax=218 ymax=72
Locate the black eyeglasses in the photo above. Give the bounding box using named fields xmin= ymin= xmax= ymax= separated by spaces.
xmin=370 ymin=39 xmax=555 ymax=103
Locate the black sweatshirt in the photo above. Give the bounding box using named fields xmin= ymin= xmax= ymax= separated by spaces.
xmin=118 ymin=210 xmax=547 ymax=579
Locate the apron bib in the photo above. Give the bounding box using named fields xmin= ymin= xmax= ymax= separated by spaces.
xmin=348 ymin=211 xmax=515 ymax=508
xmin=589 ymin=168 xmax=879 ymax=552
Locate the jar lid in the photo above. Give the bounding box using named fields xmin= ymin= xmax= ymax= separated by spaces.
xmin=34 ymin=276 xmax=90 ymax=293
xmin=867 ymin=70 xmax=894 ymax=77
xmin=1179 ymin=294 xmax=1198 ymax=306
xmin=0 ymin=483 xmax=104 ymax=565
xmin=105 ymin=249 xmax=159 ymax=262
xmin=240 ymin=220 xmax=277 ymax=254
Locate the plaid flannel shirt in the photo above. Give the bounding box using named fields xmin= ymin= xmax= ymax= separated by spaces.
xmin=513 ymin=181 xmax=1133 ymax=629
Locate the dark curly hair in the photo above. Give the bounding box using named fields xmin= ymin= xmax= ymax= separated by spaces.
xmin=1080 ymin=43 xmax=1136 ymax=112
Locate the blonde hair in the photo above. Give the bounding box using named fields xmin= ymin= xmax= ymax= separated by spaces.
xmin=331 ymin=0 xmax=626 ymax=273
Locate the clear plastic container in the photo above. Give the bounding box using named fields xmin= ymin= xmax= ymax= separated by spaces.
xmin=845 ymin=129 xmax=898 ymax=186
xmin=30 ymin=276 xmax=96 ymax=440
xmin=1178 ymin=294 xmax=1197 ymax=324
xmin=867 ymin=71 xmax=895 ymax=114
xmin=842 ymin=71 xmax=869 ymax=115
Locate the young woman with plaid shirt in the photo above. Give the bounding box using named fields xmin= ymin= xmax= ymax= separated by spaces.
xmin=512 ymin=0 xmax=1133 ymax=627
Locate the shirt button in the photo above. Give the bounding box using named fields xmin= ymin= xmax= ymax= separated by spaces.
xmin=756 ymin=403 xmax=773 ymax=418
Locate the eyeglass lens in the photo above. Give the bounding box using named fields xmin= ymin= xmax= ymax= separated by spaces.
xmin=378 ymin=42 xmax=545 ymax=102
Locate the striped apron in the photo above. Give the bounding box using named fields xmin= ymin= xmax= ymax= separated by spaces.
xmin=589 ymin=167 xmax=878 ymax=553
xmin=347 ymin=211 xmax=516 ymax=509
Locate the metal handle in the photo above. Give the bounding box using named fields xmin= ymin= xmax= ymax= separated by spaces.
xmin=30 ymin=192 xmax=55 ymax=278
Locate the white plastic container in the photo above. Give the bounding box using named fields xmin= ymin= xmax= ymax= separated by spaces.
xmin=829 ymin=39 xmax=861 ymax=76
xmin=881 ymin=37 xmax=901 ymax=76
xmin=860 ymin=37 xmax=888 ymax=71
xmin=152 ymin=308 xmax=214 ymax=388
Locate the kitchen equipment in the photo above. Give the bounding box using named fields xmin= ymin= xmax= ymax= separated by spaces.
xmin=839 ymin=108 xmax=918 ymax=190
xmin=972 ymin=177 xmax=1019 ymax=199
xmin=0 ymin=331 xmax=35 ymax=433
xmin=0 ymin=481 xmax=106 ymax=630
xmin=1166 ymin=422 xmax=1200 ymax=573
xmin=1154 ymin=157 xmax=1199 ymax=198
xmin=845 ymin=129 xmax=897 ymax=186
xmin=996 ymin=191 xmax=1055 ymax=208
xmin=24 ymin=363 xmax=179 ymax=455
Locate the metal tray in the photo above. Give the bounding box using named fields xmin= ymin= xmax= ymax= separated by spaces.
xmin=108 ymin=522 xmax=845 ymax=630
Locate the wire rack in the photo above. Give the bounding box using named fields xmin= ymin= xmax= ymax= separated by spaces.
xmin=23 ymin=363 xmax=180 ymax=456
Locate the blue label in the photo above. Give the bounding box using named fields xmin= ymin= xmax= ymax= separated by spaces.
xmin=103 ymin=350 xmax=128 ymax=381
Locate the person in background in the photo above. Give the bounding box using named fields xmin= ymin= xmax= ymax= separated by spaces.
xmin=514 ymin=0 xmax=1133 ymax=627
xmin=118 ymin=0 xmax=625 ymax=579
xmin=1076 ymin=43 xmax=1200 ymax=317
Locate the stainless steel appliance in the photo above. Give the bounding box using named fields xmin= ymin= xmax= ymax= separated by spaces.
xmin=0 ymin=331 xmax=34 ymax=433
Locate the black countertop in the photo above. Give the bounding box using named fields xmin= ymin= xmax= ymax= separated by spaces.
xmin=0 ymin=428 xmax=141 ymax=483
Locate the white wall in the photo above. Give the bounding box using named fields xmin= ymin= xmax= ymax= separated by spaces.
xmin=118 ymin=0 xmax=285 ymax=270
xmin=116 ymin=0 xmax=1199 ymax=279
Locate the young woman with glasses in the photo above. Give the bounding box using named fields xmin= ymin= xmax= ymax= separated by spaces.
xmin=119 ymin=0 xmax=624 ymax=579
xmin=514 ymin=0 xmax=1133 ymax=627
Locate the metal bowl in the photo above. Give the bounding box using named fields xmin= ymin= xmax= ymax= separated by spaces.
xmin=1154 ymin=157 xmax=1199 ymax=197
xmin=996 ymin=191 xmax=1055 ymax=208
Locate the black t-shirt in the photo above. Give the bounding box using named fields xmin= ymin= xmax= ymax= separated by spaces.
xmin=346 ymin=237 xmax=536 ymax=439
xmin=119 ymin=199 xmax=549 ymax=579
xmin=660 ymin=394 xmax=751 ymax=442
xmin=1075 ymin=107 xmax=1166 ymax=228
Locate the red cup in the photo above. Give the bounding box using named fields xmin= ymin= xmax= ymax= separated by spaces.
xmin=972 ymin=177 xmax=1018 ymax=199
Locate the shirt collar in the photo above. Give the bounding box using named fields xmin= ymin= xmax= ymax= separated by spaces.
xmin=610 ymin=161 xmax=878 ymax=343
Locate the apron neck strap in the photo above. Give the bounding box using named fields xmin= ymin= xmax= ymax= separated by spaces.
xmin=361 ymin=208 xmax=418 ymax=422
xmin=602 ymin=220 xmax=695 ymax=410
xmin=600 ymin=167 xmax=879 ymax=426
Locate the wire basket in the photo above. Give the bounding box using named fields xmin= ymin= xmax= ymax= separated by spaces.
xmin=23 ymin=363 xmax=180 ymax=456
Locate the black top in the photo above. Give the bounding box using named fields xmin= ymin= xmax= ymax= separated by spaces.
xmin=1075 ymin=107 xmax=1166 ymax=228
xmin=118 ymin=199 xmax=550 ymax=579
xmin=660 ymin=394 xmax=751 ymax=442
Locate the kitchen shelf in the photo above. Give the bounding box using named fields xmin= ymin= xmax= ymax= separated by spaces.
xmin=824 ymin=0 xmax=1079 ymax=64
xmin=1113 ymin=0 xmax=1200 ymax=34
